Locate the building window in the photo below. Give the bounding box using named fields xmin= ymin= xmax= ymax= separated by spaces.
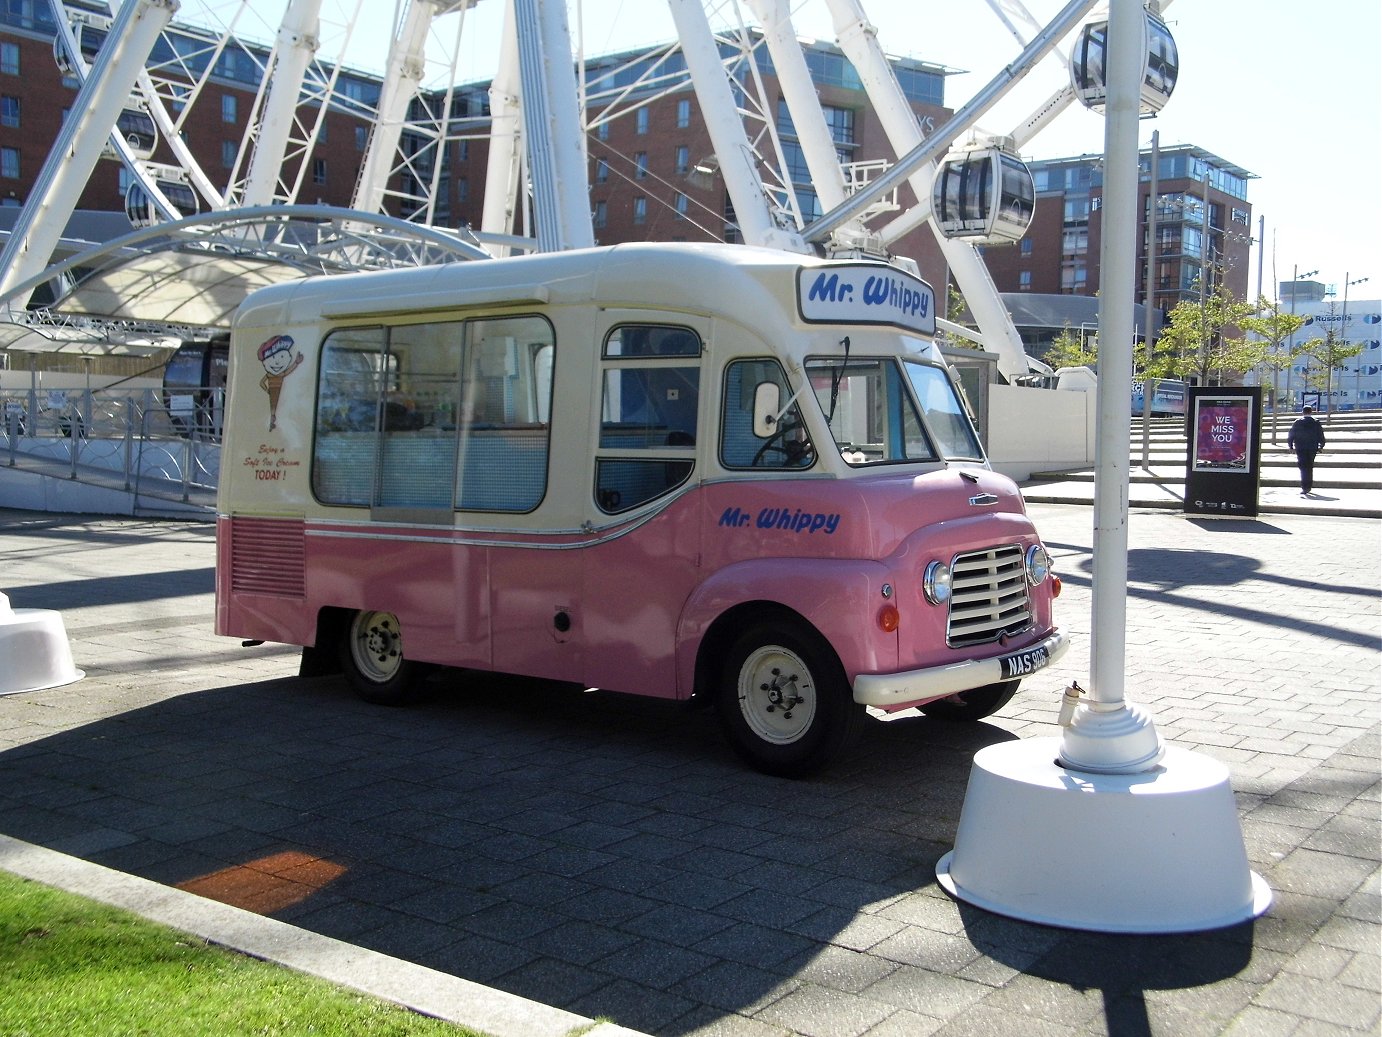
xmin=1019 ymin=271 xmax=1033 ymax=290
xmin=633 ymin=196 xmax=646 ymax=225
xmin=593 ymin=200 xmax=607 ymax=228
xmin=597 ymin=119 xmax=609 ymax=142
xmin=0 ymin=96 xmax=18 ymax=128
xmin=221 ymin=94 xmax=237 ymax=123
xmin=821 ymin=105 xmax=856 ymax=147
xmin=634 ymin=152 xmax=647 ymax=179
xmin=595 ymin=158 xmax=609 ymax=183
xmin=677 ymin=99 xmax=691 ymax=128
xmin=675 ymin=192 xmax=688 ymax=219
xmin=1020 ymin=238 xmax=1033 ymax=255
xmin=0 ymin=147 xmax=18 ymax=179
xmin=636 ymin=108 xmax=649 ymax=135
xmin=675 ymin=146 xmax=689 ymax=176
xmin=221 ymin=140 xmax=237 ymax=169
xmin=355 ymin=125 xmax=368 ymax=151
xmin=457 ymin=177 xmax=468 ymax=202
xmin=313 ymin=158 xmax=327 ymax=185
xmin=0 ymin=43 xmax=18 ymax=77
xmin=458 ymin=140 xmax=468 ymax=160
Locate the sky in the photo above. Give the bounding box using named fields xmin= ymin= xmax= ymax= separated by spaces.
xmin=186 ymin=0 xmax=1382 ymax=303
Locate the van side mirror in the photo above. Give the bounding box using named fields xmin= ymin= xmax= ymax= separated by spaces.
xmin=752 ymin=383 xmax=781 ymax=438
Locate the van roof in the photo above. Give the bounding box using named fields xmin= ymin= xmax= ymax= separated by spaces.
xmin=232 ymin=241 xmax=904 ymax=331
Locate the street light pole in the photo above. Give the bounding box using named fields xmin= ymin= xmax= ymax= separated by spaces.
xmin=1287 ymin=267 xmax=1318 ymax=414
xmin=1337 ymin=274 xmax=1369 ymax=416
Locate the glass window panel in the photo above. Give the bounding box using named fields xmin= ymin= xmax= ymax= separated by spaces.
xmin=904 ymin=361 xmax=982 ymax=460
xmin=600 ymin=366 xmax=699 ymax=447
xmin=604 ymin=325 xmax=701 ymax=358
xmin=314 ymin=327 xmax=390 ymax=506
xmin=456 ymin=316 xmax=553 ymax=512
xmin=806 ymin=357 xmax=936 ymax=465
xmin=720 ymin=359 xmax=814 ymax=469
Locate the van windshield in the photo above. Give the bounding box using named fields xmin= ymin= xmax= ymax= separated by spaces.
xmin=805 ymin=357 xmax=982 ymax=466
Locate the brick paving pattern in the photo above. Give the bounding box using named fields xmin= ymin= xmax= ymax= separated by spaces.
xmin=0 ymin=505 xmax=1377 ymax=1035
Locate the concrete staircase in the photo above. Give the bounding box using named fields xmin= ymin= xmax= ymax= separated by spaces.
xmin=1021 ymin=410 xmax=1382 ymax=519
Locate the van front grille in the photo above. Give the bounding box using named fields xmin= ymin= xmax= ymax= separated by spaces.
xmin=947 ymin=545 xmax=1032 ymax=648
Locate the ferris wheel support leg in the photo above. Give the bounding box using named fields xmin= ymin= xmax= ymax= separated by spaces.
xmin=666 ymin=0 xmax=807 ymax=253
xmin=480 ymin=2 xmax=524 ymax=251
xmin=744 ymin=0 xmax=849 ymax=216
xmin=0 ymin=0 xmax=176 ymax=308
xmin=243 ymin=0 xmax=323 ymax=206
xmin=352 ymin=1 xmax=438 ymax=215
xmin=512 ymin=0 xmax=593 ymax=251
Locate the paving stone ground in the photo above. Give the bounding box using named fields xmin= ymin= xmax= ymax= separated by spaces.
xmin=0 ymin=504 xmax=1377 ymax=1036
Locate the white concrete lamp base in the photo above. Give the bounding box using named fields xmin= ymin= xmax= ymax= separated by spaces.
xmin=936 ymin=737 xmax=1273 ymax=934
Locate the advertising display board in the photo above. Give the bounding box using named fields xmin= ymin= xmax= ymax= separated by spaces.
xmin=1184 ymin=386 xmax=1262 ymax=518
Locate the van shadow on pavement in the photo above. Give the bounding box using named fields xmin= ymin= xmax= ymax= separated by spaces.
xmin=0 ymin=664 xmax=1269 ymax=1036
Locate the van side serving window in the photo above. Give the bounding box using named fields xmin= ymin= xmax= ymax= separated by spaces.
xmin=596 ymin=323 xmax=700 ymax=514
xmin=312 ymin=315 xmax=554 ymax=513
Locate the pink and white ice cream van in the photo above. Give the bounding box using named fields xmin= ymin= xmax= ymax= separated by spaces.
xmin=216 ymin=242 xmax=1066 ymax=776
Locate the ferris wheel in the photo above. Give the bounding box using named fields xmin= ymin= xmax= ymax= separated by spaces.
xmin=0 ymin=0 xmax=1177 ymax=379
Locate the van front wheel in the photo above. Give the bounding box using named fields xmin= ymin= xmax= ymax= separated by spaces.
xmin=718 ymin=619 xmax=860 ymax=778
xmin=339 ymin=610 xmax=428 ymax=706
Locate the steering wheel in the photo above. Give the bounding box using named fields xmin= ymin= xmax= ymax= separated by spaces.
xmin=751 ymin=418 xmax=814 ymax=467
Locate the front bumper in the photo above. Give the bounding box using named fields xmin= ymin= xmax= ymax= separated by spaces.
xmin=852 ymin=628 xmax=1069 ymax=708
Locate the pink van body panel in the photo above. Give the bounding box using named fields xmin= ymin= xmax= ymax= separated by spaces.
xmin=218 ymin=462 xmax=1056 ymax=709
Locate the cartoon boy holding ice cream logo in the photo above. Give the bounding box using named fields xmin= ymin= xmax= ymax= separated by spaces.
xmin=257 ymin=334 xmax=303 ymax=431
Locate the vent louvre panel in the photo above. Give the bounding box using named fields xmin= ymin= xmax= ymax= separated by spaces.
xmin=946 ymin=545 xmax=1033 ymax=648
xmin=230 ymin=518 xmax=305 ymax=597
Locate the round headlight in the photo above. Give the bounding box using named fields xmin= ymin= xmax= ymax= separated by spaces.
xmin=923 ymin=560 xmax=952 ymax=605
xmin=1025 ymin=544 xmax=1053 ymax=586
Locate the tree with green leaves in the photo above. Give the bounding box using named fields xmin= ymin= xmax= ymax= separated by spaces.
xmin=938 ymin=283 xmax=982 ymax=351
xmin=1297 ymin=330 xmax=1363 ymax=406
xmin=1041 ymin=322 xmax=1097 ymax=371
xmin=1146 ymin=286 xmax=1259 ymax=386
xmin=1238 ymin=295 xmax=1323 ymax=419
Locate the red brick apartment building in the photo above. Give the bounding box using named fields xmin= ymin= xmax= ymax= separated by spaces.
xmin=979 ymin=145 xmax=1255 ymax=312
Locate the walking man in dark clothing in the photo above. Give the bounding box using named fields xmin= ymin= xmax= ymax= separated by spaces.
xmin=1287 ymin=405 xmax=1326 ymax=496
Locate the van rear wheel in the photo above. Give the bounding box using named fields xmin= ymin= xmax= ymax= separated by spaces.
xmin=918 ymin=679 xmax=1020 ymax=721
xmin=717 ymin=618 xmax=861 ymax=778
xmin=339 ymin=610 xmax=428 ymax=706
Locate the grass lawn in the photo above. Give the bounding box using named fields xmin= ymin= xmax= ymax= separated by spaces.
xmin=0 ymin=870 xmax=487 ymax=1036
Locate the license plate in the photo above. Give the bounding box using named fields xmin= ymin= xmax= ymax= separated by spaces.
xmin=999 ymin=645 xmax=1050 ymax=680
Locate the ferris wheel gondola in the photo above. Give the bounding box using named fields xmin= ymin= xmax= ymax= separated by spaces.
xmin=930 ymin=138 xmax=1035 ymax=244
xmin=105 ymin=107 xmax=159 ymax=163
xmin=1069 ymin=7 xmax=1179 ymax=115
xmin=124 ymin=171 xmax=200 ymax=229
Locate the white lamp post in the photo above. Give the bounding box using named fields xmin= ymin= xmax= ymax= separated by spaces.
xmin=936 ymin=0 xmax=1271 ymax=933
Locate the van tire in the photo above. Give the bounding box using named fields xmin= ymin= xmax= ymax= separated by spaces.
xmin=717 ymin=618 xmax=861 ymax=778
xmin=339 ymin=609 xmax=429 ymax=706
xmin=918 ymin=679 xmax=1020 ymax=721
